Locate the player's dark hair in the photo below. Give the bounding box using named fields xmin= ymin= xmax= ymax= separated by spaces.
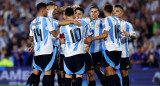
xmin=37 ymin=2 xmax=47 ymax=12
xmin=75 ymin=7 xmax=85 ymax=14
xmin=65 ymin=8 xmax=74 ymax=16
xmin=89 ymin=6 xmax=99 ymax=11
xmin=47 ymin=1 xmax=56 ymax=6
xmin=115 ymin=5 xmax=123 ymax=11
xmin=104 ymin=4 xmax=113 ymax=13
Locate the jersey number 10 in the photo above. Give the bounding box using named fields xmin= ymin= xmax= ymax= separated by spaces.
xmin=70 ymin=28 xmax=81 ymax=43
xmin=115 ymin=25 xmax=121 ymax=39
xmin=34 ymin=28 xmax=43 ymax=42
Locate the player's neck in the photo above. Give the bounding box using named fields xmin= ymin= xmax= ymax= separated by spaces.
xmin=91 ymin=18 xmax=98 ymax=21
xmin=38 ymin=12 xmax=44 ymax=17
xmin=120 ymin=17 xmax=123 ymax=21
xmin=66 ymin=16 xmax=74 ymax=20
xmin=105 ymin=13 xmax=111 ymax=17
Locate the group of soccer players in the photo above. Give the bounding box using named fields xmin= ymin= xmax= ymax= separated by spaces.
xmin=26 ymin=1 xmax=136 ymax=86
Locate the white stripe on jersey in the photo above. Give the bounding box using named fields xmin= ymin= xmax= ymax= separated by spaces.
xmin=121 ymin=20 xmax=135 ymax=58
xmin=29 ymin=16 xmax=55 ymax=56
xmin=103 ymin=16 xmax=121 ymax=51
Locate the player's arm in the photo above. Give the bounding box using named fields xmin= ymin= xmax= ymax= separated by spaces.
xmin=85 ymin=18 xmax=111 ymax=43
xmin=53 ymin=5 xmax=80 ymax=15
xmin=27 ymin=23 xmax=34 ymax=53
xmin=84 ymin=20 xmax=109 ymax=43
xmin=85 ymin=35 xmax=92 ymax=52
xmin=84 ymin=28 xmax=109 ymax=44
xmin=92 ymin=31 xmax=108 ymax=40
xmin=121 ymin=30 xmax=136 ymax=40
xmin=51 ymin=20 xmax=81 ymax=37
xmin=50 ymin=27 xmax=60 ymax=37
xmin=58 ymin=20 xmax=81 ymax=26
xmin=129 ymin=33 xmax=136 ymax=40
xmin=27 ymin=36 xmax=34 ymax=53
xmin=122 ymin=23 xmax=136 ymax=40
xmin=92 ymin=17 xmax=109 ymax=40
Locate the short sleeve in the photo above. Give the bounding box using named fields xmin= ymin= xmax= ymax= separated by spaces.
xmin=29 ymin=23 xmax=33 ymax=36
xmin=82 ymin=17 xmax=91 ymax=24
xmin=78 ymin=17 xmax=91 ymax=27
xmin=103 ymin=17 xmax=111 ymax=32
xmin=45 ymin=18 xmax=55 ymax=31
xmin=129 ymin=23 xmax=136 ymax=36
xmin=52 ymin=19 xmax=59 ymax=30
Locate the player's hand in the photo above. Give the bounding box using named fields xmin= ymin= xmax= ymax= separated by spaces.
xmin=28 ymin=47 xmax=33 ymax=53
xmin=85 ymin=46 xmax=90 ymax=52
xmin=73 ymin=20 xmax=82 ymax=27
xmin=72 ymin=5 xmax=80 ymax=8
xmin=84 ymin=37 xmax=92 ymax=44
xmin=121 ymin=30 xmax=130 ymax=37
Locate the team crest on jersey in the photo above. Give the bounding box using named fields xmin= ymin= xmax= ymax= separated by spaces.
xmin=92 ymin=25 xmax=94 ymax=28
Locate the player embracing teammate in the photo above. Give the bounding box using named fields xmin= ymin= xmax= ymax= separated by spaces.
xmin=26 ymin=2 xmax=136 ymax=86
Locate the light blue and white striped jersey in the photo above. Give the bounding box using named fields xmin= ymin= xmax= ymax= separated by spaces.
xmin=29 ymin=16 xmax=55 ymax=56
xmin=120 ymin=20 xmax=135 ymax=58
xmin=89 ymin=18 xmax=104 ymax=53
xmin=60 ymin=20 xmax=89 ymax=57
xmin=102 ymin=16 xmax=121 ymax=51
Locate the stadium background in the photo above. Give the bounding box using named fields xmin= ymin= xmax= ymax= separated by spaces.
xmin=0 ymin=0 xmax=160 ymax=86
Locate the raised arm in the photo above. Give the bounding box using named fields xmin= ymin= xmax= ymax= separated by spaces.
xmin=53 ymin=5 xmax=80 ymax=15
xmin=58 ymin=20 xmax=81 ymax=26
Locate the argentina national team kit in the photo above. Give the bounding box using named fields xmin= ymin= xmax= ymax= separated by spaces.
xmin=29 ymin=16 xmax=57 ymax=71
xmin=60 ymin=19 xmax=90 ymax=75
xmin=120 ymin=20 xmax=136 ymax=70
xmin=102 ymin=16 xmax=122 ymax=69
xmin=89 ymin=18 xmax=105 ymax=66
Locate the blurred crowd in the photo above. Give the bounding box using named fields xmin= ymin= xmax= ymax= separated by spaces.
xmin=0 ymin=0 xmax=160 ymax=68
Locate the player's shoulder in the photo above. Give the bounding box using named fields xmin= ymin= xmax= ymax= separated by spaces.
xmin=123 ymin=20 xmax=132 ymax=26
xmin=78 ymin=17 xmax=91 ymax=24
xmin=103 ymin=16 xmax=117 ymax=23
xmin=104 ymin=16 xmax=116 ymax=21
xmin=107 ymin=16 xmax=120 ymax=21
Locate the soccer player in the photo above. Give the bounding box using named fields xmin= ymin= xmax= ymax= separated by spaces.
xmin=85 ymin=4 xmax=122 ymax=86
xmin=88 ymin=6 xmax=105 ymax=85
xmin=26 ymin=3 xmax=58 ymax=86
xmin=74 ymin=7 xmax=96 ymax=86
xmin=26 ymin=2 xmax=80 ymax=86
xmin=46 ymin=2 xmax=82 ymax=86
xmin=114 ymin=5 xmax=136 ymax=86
xmin=60 ymin=8 xmax=89 ymax=86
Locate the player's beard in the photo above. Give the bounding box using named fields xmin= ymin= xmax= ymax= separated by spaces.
xmin=48 ymin=10 xmax=54 ymax=18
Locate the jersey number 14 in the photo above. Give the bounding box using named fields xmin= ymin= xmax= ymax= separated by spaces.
xmin=34 ymin=28 xmax=42 ymax=42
